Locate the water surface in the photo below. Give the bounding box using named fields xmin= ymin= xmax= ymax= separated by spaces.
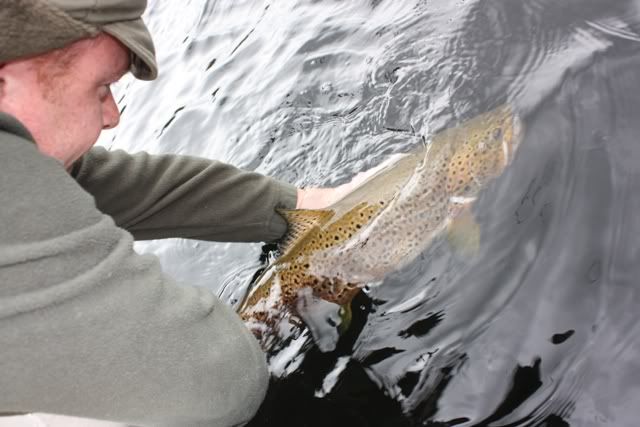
xmin=101 ymin=0 xmax=640 ymax=425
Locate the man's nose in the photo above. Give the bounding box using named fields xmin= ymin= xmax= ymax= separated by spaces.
xmin=103 ymin=93 xmax=121 ymax=130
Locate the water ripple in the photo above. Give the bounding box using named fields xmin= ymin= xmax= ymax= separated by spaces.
xmin=101 ymin=0 xmax=640 ymax=425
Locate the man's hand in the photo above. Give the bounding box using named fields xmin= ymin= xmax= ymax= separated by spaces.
xmin=296 ymin=153 xmax=406 ymax=209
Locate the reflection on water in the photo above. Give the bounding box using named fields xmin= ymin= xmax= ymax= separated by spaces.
xmin=102 ymin=0 xmax=640 ymax=425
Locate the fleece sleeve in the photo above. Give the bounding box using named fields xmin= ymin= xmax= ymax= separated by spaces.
xmin=70 ymin=147 xmax=298 ymax=242
xmin=0 ymin=133 xmax=268 ymax=427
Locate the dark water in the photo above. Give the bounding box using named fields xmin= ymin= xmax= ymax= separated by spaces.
xmin=102 ymin=0 xmax=640 ymax=425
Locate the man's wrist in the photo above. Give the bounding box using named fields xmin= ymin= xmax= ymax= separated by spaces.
xmin=296 ymin=188 xmax=333 ymax=209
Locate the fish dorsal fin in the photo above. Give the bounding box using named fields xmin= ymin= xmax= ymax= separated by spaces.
xmin=276 ymin=208 xmax=335 ymax=255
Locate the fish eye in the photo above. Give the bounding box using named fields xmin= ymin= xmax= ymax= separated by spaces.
xmin=492 ymin=128 xmax=503 ymax=141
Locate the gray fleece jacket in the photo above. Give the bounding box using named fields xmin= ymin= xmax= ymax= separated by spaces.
xmin=0 ymin=112 xmax=297 ymax=426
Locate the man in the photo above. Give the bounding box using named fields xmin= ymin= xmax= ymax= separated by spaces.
xmin=0 ymin=0 xmax=358 ymax=425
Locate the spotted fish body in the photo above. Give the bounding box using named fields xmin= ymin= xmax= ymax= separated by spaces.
xmin=239 ymin=106 xmax=521 ymax=340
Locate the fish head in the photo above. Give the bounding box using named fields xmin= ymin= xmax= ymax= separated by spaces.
xmin=446 ymin=106 xmax=522 ymax=198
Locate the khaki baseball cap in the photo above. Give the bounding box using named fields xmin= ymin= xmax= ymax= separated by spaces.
xmin=0 ymin=0 xmax=158 ymax=80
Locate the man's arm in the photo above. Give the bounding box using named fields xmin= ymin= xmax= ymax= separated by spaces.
xmin=71 ymin=147 xmax=298 ymax=242
xmin=0 ymin=134 xmax=267 ymax=426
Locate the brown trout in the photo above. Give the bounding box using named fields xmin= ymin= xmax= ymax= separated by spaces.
xmin=239 ymin=105 xmax=522 ymax=344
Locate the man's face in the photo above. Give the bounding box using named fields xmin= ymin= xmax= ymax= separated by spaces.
xmin=0 ymin=34 xmax=130 ymax=169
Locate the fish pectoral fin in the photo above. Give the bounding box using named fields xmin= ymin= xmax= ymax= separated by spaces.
xmin=449 ymin=196 xmax=476 ymax=205
xmin=277 ymin=208 xmax=335 ymax=255
xmin=446 ymin=205 xmax=480 ymax=257
xmin=337 ymin=303 xmax=352 ymax=335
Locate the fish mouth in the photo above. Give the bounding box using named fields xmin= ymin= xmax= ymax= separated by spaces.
xmin=503 ymin=111 xmax=523 ymax=164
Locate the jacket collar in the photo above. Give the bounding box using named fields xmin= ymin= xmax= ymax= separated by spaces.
xmin=0 ymin=112 xmax=36 ymax=144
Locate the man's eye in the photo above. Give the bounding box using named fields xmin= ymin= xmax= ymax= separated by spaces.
xmin=99 ymin=85 xmax=111 ymax=101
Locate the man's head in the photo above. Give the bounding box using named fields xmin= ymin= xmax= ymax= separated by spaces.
xmin=0 ymin=33 xmax=131 ymax=168
xmin=0 ymin=0 xmax=158 ymax=168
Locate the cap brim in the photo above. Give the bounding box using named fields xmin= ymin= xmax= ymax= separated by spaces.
xmin=103 ymin=18 xmax=157 ymax=81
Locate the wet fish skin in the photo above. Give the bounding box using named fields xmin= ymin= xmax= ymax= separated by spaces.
xmin=239 ymin=105 xmax=521 ymax=341
xmin=310 ymin=105 xmax=520 ymax=282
